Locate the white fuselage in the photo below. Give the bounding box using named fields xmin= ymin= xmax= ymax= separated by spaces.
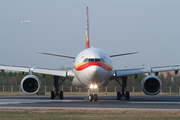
xmin=73 ymin=48 xmax=113 ymax=87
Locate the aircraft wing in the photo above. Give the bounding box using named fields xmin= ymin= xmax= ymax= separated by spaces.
xmin=0 ymin=64 xmax=74 ymax=78
xmin=110 ymin=52 xmax=138 ymax=57
xmin=111 ymin=65 xmax=180 ymax=79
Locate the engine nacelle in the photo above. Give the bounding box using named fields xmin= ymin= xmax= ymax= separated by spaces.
xmin=141 ymin=75 xmax=162 ymax=95
xmin=21 ymin=75 xmax=41 ymax=95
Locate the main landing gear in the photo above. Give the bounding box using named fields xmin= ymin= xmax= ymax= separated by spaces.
xmin=116 ymin=76 xmax=130 ymax=100
xmin=51 ymin=76 xmax=65 ymax=99
xmin=88 ymin=84 xmax=98 ymax=101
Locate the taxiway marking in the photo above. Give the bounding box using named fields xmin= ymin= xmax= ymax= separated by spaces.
xmin=129 ymin=102 xmax=180 ymax=104
xmin=0 ymin=99 xmax=85 ymax=105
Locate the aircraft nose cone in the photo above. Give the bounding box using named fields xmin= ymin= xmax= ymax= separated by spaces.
xmin=84 ymin=66 xmax=108 ymax=84
xmin=90 ymin=66 xmax=99 ymax=73
xmin=89 ymin=66 xmax=100 ymax=78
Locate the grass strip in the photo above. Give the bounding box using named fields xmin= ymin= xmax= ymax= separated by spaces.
xmin=0 ymin=108 xmax=179 ymax=120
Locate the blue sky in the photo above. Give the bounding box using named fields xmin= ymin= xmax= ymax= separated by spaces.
xmin=0 ymin=0 xmax=180 ymax=69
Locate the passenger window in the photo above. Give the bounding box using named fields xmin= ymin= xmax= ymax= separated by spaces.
xmin=83 ymin=58 xmax=88 ymax=62
xmin=95 ymin=59 xmax=100 ymax=62
xmin=101 ymin=58 xmax=105 ymax=62
xmin=88 ymin=59 xmax=94 ymax=62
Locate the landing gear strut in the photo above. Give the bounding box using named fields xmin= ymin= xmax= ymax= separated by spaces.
xmin=51 ymin=76 xmax=65 ymax=99
xmin=116 ymin=76 xmax=130 ymax=100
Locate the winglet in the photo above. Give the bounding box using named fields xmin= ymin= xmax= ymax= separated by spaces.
xmin=86 ymin=7 xmax=89 ymax=49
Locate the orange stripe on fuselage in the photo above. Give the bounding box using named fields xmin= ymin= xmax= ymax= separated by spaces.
xmin=74 ymin=62 xmax=112 ymax=71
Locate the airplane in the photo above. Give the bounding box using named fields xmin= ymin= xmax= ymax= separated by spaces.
xmin=1 ymin=7 xmax=180 ymax=101
xmin=21 ymin=20 xmax=31 ymax=23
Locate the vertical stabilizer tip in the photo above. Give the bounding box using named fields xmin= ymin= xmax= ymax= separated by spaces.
xmin=86 ymin=6 xmax=89 ymax=49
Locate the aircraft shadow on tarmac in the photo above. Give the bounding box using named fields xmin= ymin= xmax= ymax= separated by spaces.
xmin=0 ymin=96 xmax=180 ymax=102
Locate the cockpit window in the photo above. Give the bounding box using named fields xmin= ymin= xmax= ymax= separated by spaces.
xmin=83 ymin=58 xmax=88 ymax=62
xmin=83 ymin=58 xmax=105 ymax=62
xmin=101 ymin=58 xmax=105 ymax=62
xmin=95 ymin=59 xmax=100 ymax=62
xmin=88 ymin=59 xmax=94 ymax=62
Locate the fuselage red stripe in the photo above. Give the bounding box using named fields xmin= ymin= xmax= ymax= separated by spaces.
xmin=74 ymin=62 xmax=112 ymax=71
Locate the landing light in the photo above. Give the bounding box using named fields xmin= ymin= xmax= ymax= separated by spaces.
xmin=90 ymin=84 xmax=93 ymax=89
xmin=89 ymin=84 xmax=98 ymax=89
xmin=94 ymin=84 xmax=97 ymax=89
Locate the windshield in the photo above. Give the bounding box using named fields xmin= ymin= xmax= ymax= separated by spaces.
xmin=95 ymin=59 xmax=100 ymax=62
xmin=83 ymin=58 xmax=105 ymax=62
xmin=88 ymin=59 xmax=94 ymax=62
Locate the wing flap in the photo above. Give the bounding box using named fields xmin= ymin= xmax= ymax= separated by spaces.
xmin=0 ymin=65 xmax=29 ymax=72
xmin=33 ymin=68 xmax=67 ymax=77
xmin=115 ymin=68 xmax=149 ymax=77
xmin=113 ymin=65 xmax=180 ymax=78
xmin=7 ymin=66 xmax=30 ymax=72
xmin=152 ymin=65 xmax=180 ymax=73
xmin=0 ymin=65 xmax=69 ymax=78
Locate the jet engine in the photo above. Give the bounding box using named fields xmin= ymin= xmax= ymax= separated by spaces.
xmin=21 ymin=75 xmax=41 ymax=95
xmin=141 ymin=75 xmax=162 ymax=95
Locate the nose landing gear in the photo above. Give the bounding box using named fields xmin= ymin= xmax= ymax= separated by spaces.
xmin=89 ymin=94 xmax=98 ymax=101
xmin=88 ymin=87 xmax=98 ymax=101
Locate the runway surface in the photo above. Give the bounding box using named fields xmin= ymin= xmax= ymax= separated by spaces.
xmin=0 ymin=95 xmax=180 ymax=110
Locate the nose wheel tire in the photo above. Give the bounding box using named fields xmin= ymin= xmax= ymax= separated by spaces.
xmin=89 ymin=94 xmax=98 ymax=101
xmin=94 ymin=94 xmax=98 ymax=101
xmin=89 ymin=94 xmax=93 ymax=101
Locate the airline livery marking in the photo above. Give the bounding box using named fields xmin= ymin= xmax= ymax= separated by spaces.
xmin=74 ymin=61 xmax=112 ymax=71
xmin=86 ymin=7 xmax=89 ymax=48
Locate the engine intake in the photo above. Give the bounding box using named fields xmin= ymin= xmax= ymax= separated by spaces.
xmin=141 ymin=75 xmax=162 ymax=95
xmin=21 ymin=75 xmax=41 ymax=95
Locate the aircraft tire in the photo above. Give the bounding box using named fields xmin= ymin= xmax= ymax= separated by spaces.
xmin=89 ymin=94 xmax=93 ymax=101
xmin=117 ymin=91 xmax=121 ymax=100
xmin=59 ymin=91 xmax=63 ymax=99
xmin=94 ymin=94 xmax=98 ymax=101
xmin=126 ymin=92 xmax=130 ymax=100
xmin=51 ymin=91 xmax=55 ymax=99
